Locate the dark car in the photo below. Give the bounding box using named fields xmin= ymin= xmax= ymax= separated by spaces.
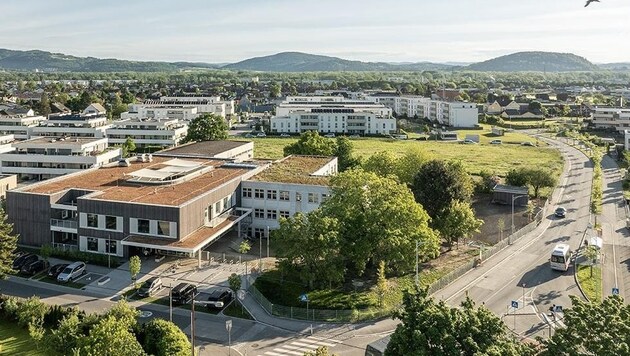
xmin=171 ymin=283 xmax=197 ymax=305
xmin=205 ymin=288 xmax=233 ymax=310
xmin=21 ymin=259 xmax=50 ymax=276
xmin=555 ymin=207 xmax=567 ymax=218
xmin=12 ymin=253 xmax=37 ymax=270
xmin=138 ymin=276 xmax=163 ymax=298
xmin=48 ymin=263 xmax=69 ymax=279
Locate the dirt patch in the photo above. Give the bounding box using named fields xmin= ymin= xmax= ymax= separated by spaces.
xmin=472 ymin=194 xmax=544 ymax=244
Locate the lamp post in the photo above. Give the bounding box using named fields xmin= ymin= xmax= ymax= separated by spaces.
xmin=511 ymin=194 xmax=529 ymax=243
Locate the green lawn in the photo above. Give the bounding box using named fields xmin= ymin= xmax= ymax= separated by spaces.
xmin=577 ymin=264 xmax=602 ymax=302
xmin=242 ymin=130 xmax=563 ymax=178
xmin=0 ymin=320 xmax=46 ymax=356
xmin=223 ymin=301 xmax=254 ymax=320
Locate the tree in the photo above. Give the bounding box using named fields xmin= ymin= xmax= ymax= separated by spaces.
xmin=527 ymin=168 xmax=556 ymax=198
xmin=386 ymin=287 xmax=532 ymax=356
xmin=273 ymin=211 xmax=344 ymax=289
xmin=129 ymin=255 xmax=141 ymax=283
xmin=375 ymin=260 xmax=388 ymax=307
xmin=183 ymin=113 xmax=228 ymax=143
xmin=38 ymin=92 xmax=51 ymax=116
xmin=334 ymin=136 xmax=359 ymax=171
xmin=322 ymin=170 xmax=440 ymax=276
xmin=584 ymin=245 xmax=599 ymax=277
xmin=361 ymin=151 xmax=399 ymax=180
xmin=121 ymin=137 xmax=136 ymax=158
xmin=411 ymin=160 xmax=474 ymax=220
xmin=540 ymin=295 xmax=630 ymax=356
xmin=106 ymin=300 xmax=139 ymax=330
xmin=238 ymin=241 xmax=251 ymax=254
xmin=46 ymin=313 xmax=82 ymax=355
xmin=505 ymin=168 xmax=530 ymax=187
xmin=497 ymin=218 xmax=505 ymax=241
xmin=141 ymin=318 xmax=190 ymax=356
xmin=283 ymin=131 xmax=336 ymax=157
xmin=434 ymin=200 xmax=484 ymax=249
xmin=270 ymin=82 xmax=282 ymax=98
xmin=228 ymin=273 xmax=242 ymax=293
xmin=0 ymin=208 xmax=18 ymax=279
xmin=77 ymin=315 xmax=145 ymax=356
xmin=304 ymin=346 xmax=338 ymax=356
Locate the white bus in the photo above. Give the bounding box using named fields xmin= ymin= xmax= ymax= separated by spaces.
xmin=550 ymin=244 xmax=571 ymax=271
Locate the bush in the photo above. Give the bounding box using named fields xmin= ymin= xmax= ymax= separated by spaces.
xmin=48 ymin=246 xmax=121 ymax=267
xmin=43 ymin=304 xmax=81 ymax=329
xmin=141 ymin=319 xmax=190 ymax=356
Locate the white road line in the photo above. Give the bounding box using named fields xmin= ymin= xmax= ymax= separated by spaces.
xmin=290 ymin=342 xmax=319 ymax=349
xmin=271 ymin=348 xmax=303 ymax=356
xmin=263 ymin=352 xmax=284 ymax=356
xmin=308 ymin=336 xmax=343 ymax=344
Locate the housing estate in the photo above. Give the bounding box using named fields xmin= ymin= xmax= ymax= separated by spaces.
xmin=590 ymin=107 xmax=630 ymax=133
xmin=106 ymin=118 xmax=188 ymax=149
xmin=123 ymin=95 xmax=235 ymax=121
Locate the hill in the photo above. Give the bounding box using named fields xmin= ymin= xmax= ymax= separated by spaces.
xmin=465 ymin=51 xmax=599 ymax=72
xmin=599 ymin=62 xmax=630 ymax=70
xmin=0 ymin=48 xmax=220 ymax=72
xmin=223 ymin=52 xmax=453 ymax=72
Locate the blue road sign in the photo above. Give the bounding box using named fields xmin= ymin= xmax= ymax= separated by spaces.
xmin=299 ymin=294 xmax=309 ymax=302
xmin=511 ymin=300 xmax=518 ymax=308
xmin=612 ymin=288 xmax=620 ymax=295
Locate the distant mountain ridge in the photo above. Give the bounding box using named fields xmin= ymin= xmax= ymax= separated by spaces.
xmin=465 ymin=51 xmax=600 ymax=72
xmin=223 ymin=52 xmax=453 ymax=72
xmin=0 ymin=48 xmax=625 ymax=73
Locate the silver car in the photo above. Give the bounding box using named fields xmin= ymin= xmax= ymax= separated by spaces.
xmin=57 ymin=261 xmax=86 ymax=283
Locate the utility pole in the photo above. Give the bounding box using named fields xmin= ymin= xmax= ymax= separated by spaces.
xmin=107 ymin=234 xmax=111 ymax=269
xmin=190 ymin=292 xmax=196 ymax=356
xmin=169 ymin=282 xmax=173 ymax=322
xmin=266 ymin=226 xmax=270 ymax=258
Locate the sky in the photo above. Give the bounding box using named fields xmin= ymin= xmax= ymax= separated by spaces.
xmin=1 ymin=0 xmax=629 ymax=64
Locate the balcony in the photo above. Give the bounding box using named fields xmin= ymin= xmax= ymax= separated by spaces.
xmin=50 ymin=218 xmax=78 ymax=232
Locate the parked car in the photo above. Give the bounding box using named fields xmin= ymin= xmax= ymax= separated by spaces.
xmin=171 ymin=282 xmax=197 ymax=305
xmin=490 ymin=139 xmax=503 ymax=145
xmin=324 ymin=133 xmax=336 ymax=138
xmin=555 ymin=207 xmax=567 ymax=218
xmin=349 ymin=134 xmax=361 ymax=139
xmin=21 ymin=259 xmax=49 ymax=276
xmin=461 ymin=139 xmax=478 ymax=144
xmin=280 ymin=133 xmax=290 ymax=137
xmin=256 ymin=132 xmax=267 ymax=138
xmin=12 ymin=253 xmax=37 ymax=270
xmin=48 ymin=263 xmax=69 ymax=279
xmin=230 ymin=126 xmax=236 ymax=130
xmin=205 ymin=288 xmax=233 ymax=310
xmin=244 ymin=133 xmax=254 ymax=138
xmin=137 ymin=276 xmax=163 ymax=298
xmin=57 ymin=261 xmax=86 ymax=283
xmin=521 ymin=141 xmax=536 ymax=147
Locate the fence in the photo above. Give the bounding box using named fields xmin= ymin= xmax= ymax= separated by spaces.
xmin=246 ymin=203 xmax=548 ymax=323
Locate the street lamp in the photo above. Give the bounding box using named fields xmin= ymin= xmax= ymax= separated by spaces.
xmin=511 ymin=194 xmax=529 ymax=243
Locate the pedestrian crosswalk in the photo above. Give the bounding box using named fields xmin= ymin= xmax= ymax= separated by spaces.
xmin=260 ymin=336 xmax=343 ymax=356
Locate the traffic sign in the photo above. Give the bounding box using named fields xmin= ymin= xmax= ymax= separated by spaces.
xmin=612 ymin=287 xmax=620 ymax=295
xmin=225 ymin=320 xmax=232 ymax=332
xmin=511 ymin=300 xmax=518 ymax=309
xmin=237 ymin=290 xmax=246 ymax=301
xmin=299 ymin=294 xmax=309 ymax=302
xmin=553 ymin=305 xmax=563 ymax=313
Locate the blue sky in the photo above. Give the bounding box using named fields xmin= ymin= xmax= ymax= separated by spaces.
xmin=1 ymin=0 xmax=629 ymax=63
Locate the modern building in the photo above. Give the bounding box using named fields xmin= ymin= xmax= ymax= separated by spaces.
xmin=0 ymin=174 xmax=17 ymax=199
xmin=6 ymin=141 xmax=336 ymax=259
xmin=123 ymin=95 xmax=235 ymax=121
xmin=0 ymin=137 xmax=121 ymax=181
xmin=0 ymin=114 xmax=47 ymax=140
xmin=590 ymin=107 xmax=630 ymax=133
xmin=154 ymin=140 xmax=254 ymax=162
xmin=31 ymin=113 xmax=110 ymax=139
xmin=106 ymin=118 xmax=188 ymax=149
xmin=270 ymin=96 xmax=396 ymax=135
xmin=240 ymin=155 xmax=337 ymax=236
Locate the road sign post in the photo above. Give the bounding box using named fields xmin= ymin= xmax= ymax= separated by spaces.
xmin=226 ymin=320 xmax=233 ymax=356
xmin=612 ymin=287 xmax=620 ymax=295
xmin=511 ymin=301 xmax=518 ymax=331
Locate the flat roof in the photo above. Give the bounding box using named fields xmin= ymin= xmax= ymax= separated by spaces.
xmin=23 ymin=157 xmax=252 ymax=206
xmin=155 ymin=141 xmax=251 ymax=159
xmin=250 ymin=156 xmax=333 ymax=185
xmin=14 ymin=136 xmax=104 ymax=147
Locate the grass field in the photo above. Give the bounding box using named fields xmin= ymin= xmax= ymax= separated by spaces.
xmin=0 ymin=320 xmax=46 ymax=356
xmin=242 ymin=127 xmax=563 ymax=178
xmin=223 ymin=301 xmax=254 ymax=320
xmin=577 ymin=264 xmax=602 ymax=302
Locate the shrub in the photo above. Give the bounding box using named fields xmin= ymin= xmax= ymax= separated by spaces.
xmin=48 ymin=246 xmax=121 ymax=267
xmin=141 ymin=319 xmax=190 ymax=356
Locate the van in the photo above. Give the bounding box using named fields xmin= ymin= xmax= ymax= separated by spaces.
xmin=171 ymin=282 xmax=197 ymax=305
xmin=57 ymin=261 xmax=86 ymax=283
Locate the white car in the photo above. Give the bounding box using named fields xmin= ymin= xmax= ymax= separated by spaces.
xmin=56 ymin=261 xmax=86 ymax=283
xmin=490 ymin=139 xmax=502 ymax=145
xmin=256 ymin=132 xmax=267 ymax=138
xmin=324 ymin=133 xmax=336 ymax=138
xmin=462 ymin=139 xmax=477 ymax=144
xmin=280 ymin=133 xmax=290 ymax=137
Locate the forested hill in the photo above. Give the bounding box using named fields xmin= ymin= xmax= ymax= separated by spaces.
xmin=0 ymin=49 xmax=220 ymax=72
xmin=465 ymin=51 xmax=600 ymax=72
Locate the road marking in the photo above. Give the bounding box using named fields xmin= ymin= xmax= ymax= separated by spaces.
xmin=308 ymin=336 xmax=343 ymax=344
xmin=271 ymin=348 xmax=303 ymax=356
xmin=290 ymin=342 xmax=319 ymax=349
xmin=263 ymin=352 xmax=283 ymax=356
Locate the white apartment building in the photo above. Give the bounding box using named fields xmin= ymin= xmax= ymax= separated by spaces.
xmin=240 ymin=155 xmax=337 ymax=236
xmin=591 ymin=107 xmax=630 ymax=133
xmin=0 ymin=137 xmax=121 ymax=181
xmin=123 ymin=95 xmax=235 ymax=121
xmin=0 ymin=114 xmax=47 ymax=140
xmin=31 ymin=113 xmax=110 ymax=139
xmin=270 ymin=96 xmax=396 ymax=135
xmin=122 ymin=105 xmax=199 ymax=121
xmin=107 ymin=118 xmax=188 ymax=149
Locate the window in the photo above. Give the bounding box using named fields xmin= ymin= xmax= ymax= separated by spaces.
xmin=137 ymin=219 xmax=150 ymax=234
xmin=242 ymin=188 xmax=252 ymax=198
xmin=254 ymin=209 xmax=265 ymax=219
xmin=87 ymin=237 xmax=98 ymax=252
xmin=105 ymin=215 xmax=117 ymax=230
xmin=279 ymin=210 xmax=290 ymax=219
xmin=87 ymin=214 xmax=98 ymax=228
xmin=295 ymin=192 xmax=302 ymax=201
xmin=267 ymin=190 xmax=277 ymax=200
xmin=308 ymin=193 xmax=319 ymax=204
xmin=266 ymin=210 xmax=277 ymax=220
xmin=223 ymin=197 xmax=229 ymax=210
xmin=106 ymin=239 xmax=117 ymax=254
xmin=321 ymin=193 xmax=331 ymax=202
xmin=215 ymin=201 xmax=221 ymax=215
xmin=254 ymin=189 xmax=265 ymax=199
xmin=157 ymin=221 xmax=170 ymax=236
xmin=279 ymin=190 xmax=290 ymax=201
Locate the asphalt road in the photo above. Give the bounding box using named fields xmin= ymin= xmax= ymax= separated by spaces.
xmin=438 ymin=136 xmax=592 ymax=339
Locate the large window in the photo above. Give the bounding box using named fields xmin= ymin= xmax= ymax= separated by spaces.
xmin=308 ymin=193 xmax=319 ymax=204
xmin=254 ymin=189 xmax=265 ymax=199
xmin=223 ymin=197 xmax=230 ymax=210
xmin=105 ymin=215 xmax=117 ymax=230
xmin=215 ymin=201 xmax=221 ymax=215
xmin=321 ymin=193 xmax=331 ymax=202
xmin=137 ymin=219 xmax=150 ymax=234
xmin=279 ymin=190 xmax=290 ymax=201
xmin=87 ymin=214 xmax=98 ymax=228
xmin=87 ymin=237 xmax=98 ymax=252
xmin=279 ymin=210 xmax=290 ymax=219
xmin=254 ymin=209 xmax=265 ymax=219
xmin=266 ymin=210 xmax=277 ymax=220
xmin=242 ymin=188 xmax=252 ymax=198
xmin=267 ymin=190 xmax=277 ymax=200
xmin=106 ymin=239 xmax=117 ymax=255
xmin=157 ymin=221 xmax=170 ymax=237
xmin=295 ymin=192 xmax=302 ymax=202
